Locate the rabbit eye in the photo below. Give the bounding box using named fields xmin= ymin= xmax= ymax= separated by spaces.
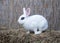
xmin=21 ymin=17 xmax=25 ymax=20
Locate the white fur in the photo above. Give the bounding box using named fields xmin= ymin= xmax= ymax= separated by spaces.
xmin=18 ymin=8 xmax=48 ymax=34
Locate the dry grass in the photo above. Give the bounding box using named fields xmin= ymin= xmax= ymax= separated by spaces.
xmin=0 ymin=27 xmax=60 ymax=43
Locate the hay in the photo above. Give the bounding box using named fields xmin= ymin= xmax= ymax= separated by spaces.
xmin=0 ymin=27 xmax=60 ymax=43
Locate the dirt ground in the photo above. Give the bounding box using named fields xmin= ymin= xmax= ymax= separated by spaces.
xmin=0 ymin=27 xmax=60 ymax=43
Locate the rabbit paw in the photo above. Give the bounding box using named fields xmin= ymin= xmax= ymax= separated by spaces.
xmin=34 ymin=31 xmax=42 ymax=35
xmin=26 ymin=31 xmax=30 ymax=34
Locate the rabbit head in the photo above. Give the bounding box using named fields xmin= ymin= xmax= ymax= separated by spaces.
xmin=18 ymin=8 xmax=31 ymax=24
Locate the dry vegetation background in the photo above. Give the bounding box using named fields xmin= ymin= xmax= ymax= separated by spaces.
xmin=0 ymin=0 xmax=60 ymax=43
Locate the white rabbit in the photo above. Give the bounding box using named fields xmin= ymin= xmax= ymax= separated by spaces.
xmin=18 ymin=8 xmax=48 ymax=34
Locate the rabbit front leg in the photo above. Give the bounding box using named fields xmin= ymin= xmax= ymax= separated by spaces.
xmin=34 ymin=28 xmax=42 ymax=34
xmin=26 ymin=31 xmax=30 ymax=34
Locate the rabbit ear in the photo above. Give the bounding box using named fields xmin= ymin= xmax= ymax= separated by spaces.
xmin=23 ymin=8 xmax=26 ymax=15
xmin=26 ymin=8 xmax=30 ymax=16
